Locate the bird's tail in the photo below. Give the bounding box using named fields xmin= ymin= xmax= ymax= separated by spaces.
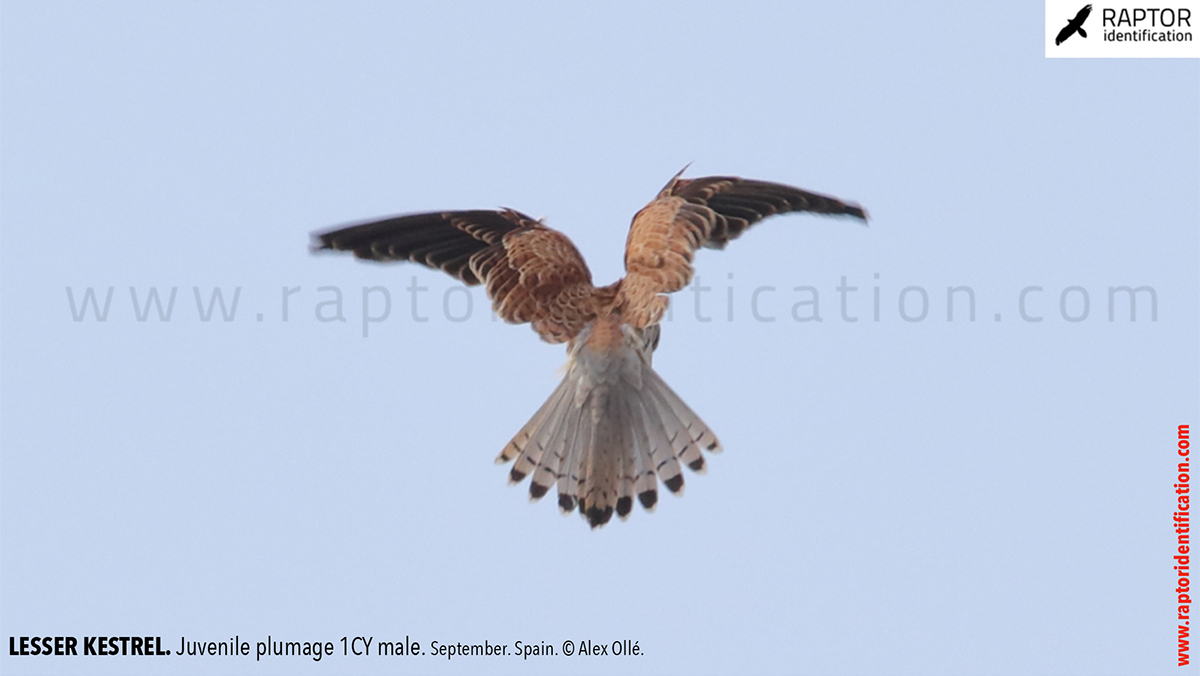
xmin=496 ymin=340 xmax=720 ymax=528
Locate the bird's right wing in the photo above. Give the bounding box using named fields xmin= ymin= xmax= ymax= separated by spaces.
xmin=313 ymin=209 xmax=599 ymax=342
xmin=618 ymin=172 xmax=867 ymax=327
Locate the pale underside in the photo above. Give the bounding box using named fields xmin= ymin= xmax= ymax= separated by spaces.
xmin=314 ymin=171 xmax=866 ymax=527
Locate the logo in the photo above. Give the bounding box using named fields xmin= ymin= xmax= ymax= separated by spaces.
xmin=1046 ymin=0 xmax=1199 ymax=57
xmin=1056 ymin=4 xmax=1093 ymax=44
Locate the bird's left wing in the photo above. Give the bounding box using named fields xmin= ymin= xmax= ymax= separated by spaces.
xmin=619 ymin=172 xmax=867 ymax=327
xmin=313 ymin=209 xmax=598 ymax=342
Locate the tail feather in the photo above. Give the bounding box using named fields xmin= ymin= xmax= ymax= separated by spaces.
xmin=507 ymin=379 xmax=571 ymax=491
xmin=614 ymin=397 xmax=637 ymax=520
xmin=636 ymin=394 xmax=686 ymax=496
xmin=497 ymin=376 xmax=569 ymax=470
xmin=533 ymin=378 xmax=593 ymax=501
xmin=579 ymin=389 xmax=634 ymax=527
xmin=644 ymin=379 xmax=705 ymax=475
xmin=498 ymin=338 xmax=720 ymax=528
xmin=557 ymin=407 xmax=593 ymax=513
xmin=626 ymin=393 xmax=660 ymax=511
xmin=527 ymin=398 xmax=574 ymax=500
xmin=646 ymin=367 xmax=722 ymax=454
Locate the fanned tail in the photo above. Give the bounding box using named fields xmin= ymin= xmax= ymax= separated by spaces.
xmin=496 ymin=337 xmax=720 ymax=528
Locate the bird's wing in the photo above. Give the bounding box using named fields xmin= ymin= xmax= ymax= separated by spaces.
xmin=619 ymin=172 xmax=867 ymax=327
xmin=1055 ymin=24 xmax=1075 ymax=44
xmin=1075 ymin=4 xmax=1092 ymax=22
xmin=313 ymin=209 xmax=598 ymax=342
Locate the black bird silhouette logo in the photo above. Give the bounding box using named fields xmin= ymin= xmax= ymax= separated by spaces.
xmin=1056 ymin=4 xmax=1093 ymax=45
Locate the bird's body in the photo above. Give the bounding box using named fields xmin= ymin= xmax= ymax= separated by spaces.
xmin=314 ymin=170 xmax=866 ymax=527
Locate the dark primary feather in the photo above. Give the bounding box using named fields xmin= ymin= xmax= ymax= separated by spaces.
xmin=311 ymin=209 xmax=539 ymax=285
xmin=670 ymin=176 xmax=867 ymax=249
xmin=314 ymin=207 xmax=599 ymax=342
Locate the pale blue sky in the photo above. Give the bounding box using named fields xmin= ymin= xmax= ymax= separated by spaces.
xmin=2 ymin=2 xmax=1197 ymax=675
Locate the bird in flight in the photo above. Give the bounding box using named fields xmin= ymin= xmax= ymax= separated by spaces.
xmin=313 ymin=170 xmax=867 ymax=527
xmin=1056 ymin=4 xmax=1092 ymax=45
